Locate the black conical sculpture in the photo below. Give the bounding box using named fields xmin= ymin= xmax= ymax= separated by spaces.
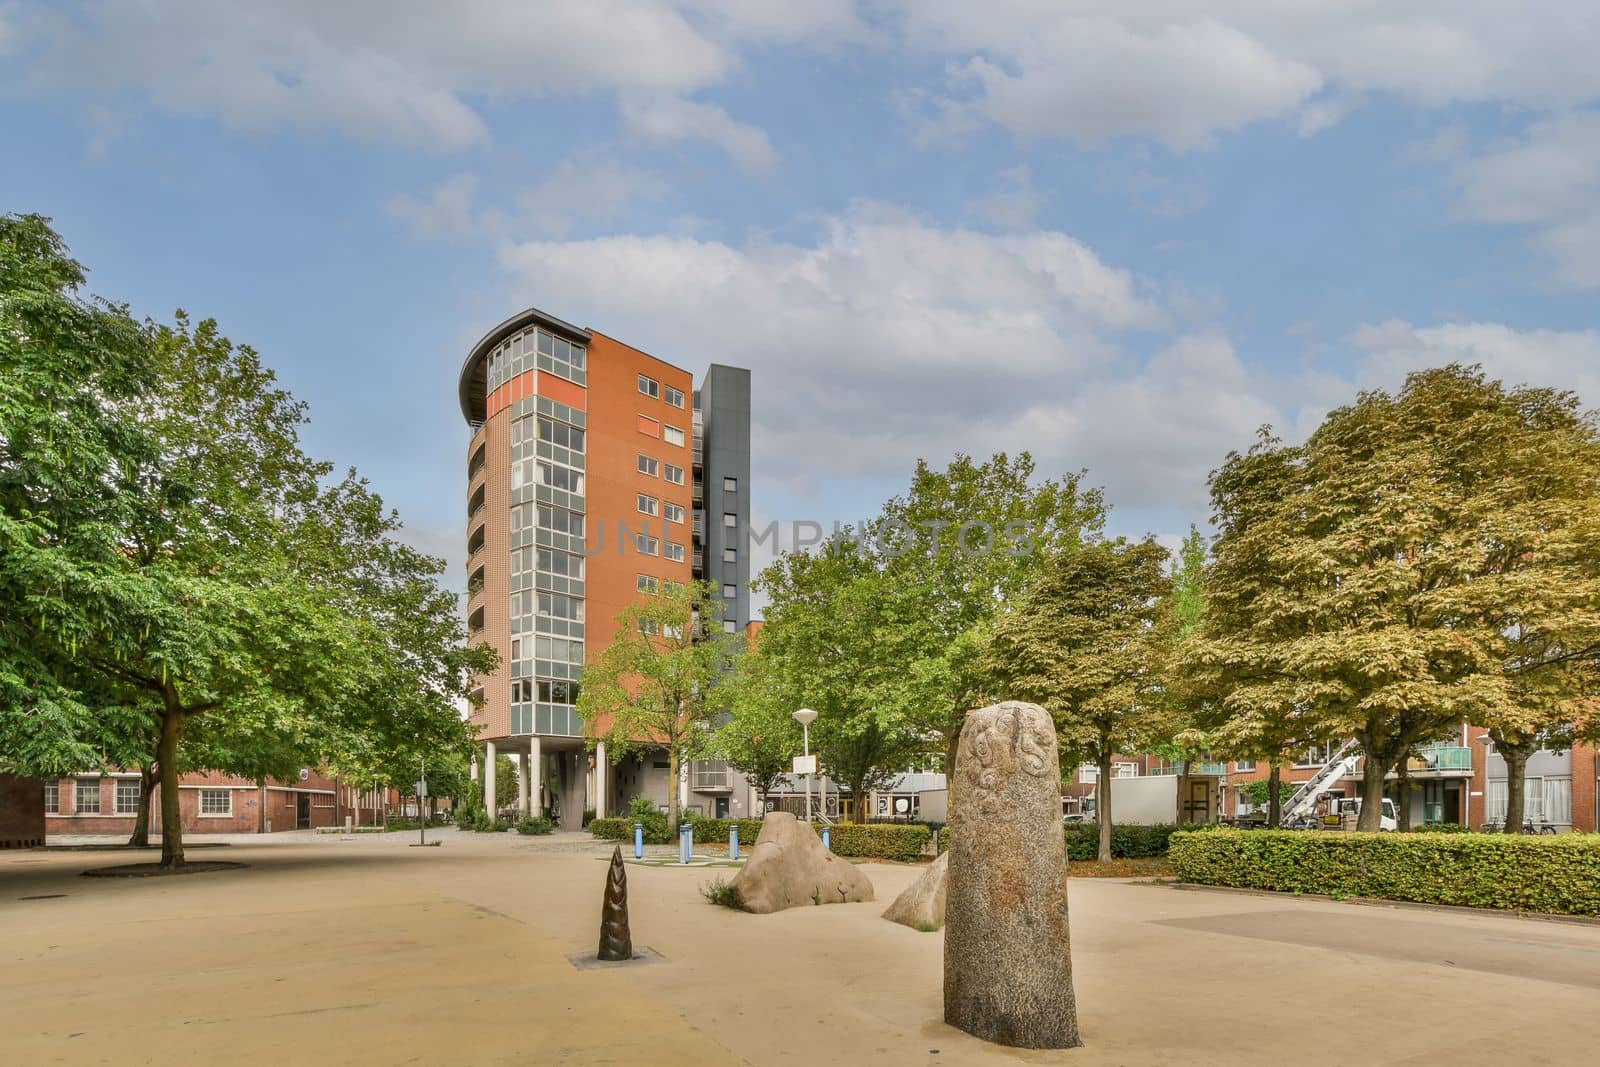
xmin=598 ymin=844 xmax=633 ymax=961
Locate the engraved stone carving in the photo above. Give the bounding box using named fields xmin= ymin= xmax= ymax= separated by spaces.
xmin=944 ymin=700 xmax=1080 ymax=1049
xmin=597 ymin=844 xmax=633 ymax=961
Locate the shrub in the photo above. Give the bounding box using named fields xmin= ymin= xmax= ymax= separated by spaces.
xmin=1410 ymin=822 xmax=1472 ymax=833
xmin=587 ymin=817 xmax=630 ymax=841
xmin=1168 ymin=829 xmax=1600 ymax=915
xmin=686 ymin=816 xmax=765 ymax=846
xmin=581 ymin=808 xmax=596 ymax=828
xmin=701 ymin=876 xmax=748 ymax=911
xmin=516 ymin=816 xmax=554 ymax=836
xmin=587 ymin=798 xmax=674 ymax=844
xmin=935 ymin=822 xmax=1183 ymax=859
xmin=819 ymin=823 xmax=931 ymax=862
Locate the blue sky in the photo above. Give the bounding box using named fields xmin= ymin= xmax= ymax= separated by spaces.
xmin=5 ymin=3 xmax=1600 ymax=600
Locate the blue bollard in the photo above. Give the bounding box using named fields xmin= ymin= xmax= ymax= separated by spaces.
xmin=822 ymin=826 xmax=831 ymax=851
xmin=633 ymin=822 xmax=643 ymax=859
xmin=680 ymin=823 xmax=693 ymax=864
xmin=729 ymin=824 xmax=740 ymax=860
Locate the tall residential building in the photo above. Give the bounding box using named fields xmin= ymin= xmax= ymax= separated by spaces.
xmin=458 ymin=308 xmax=755 ymax=828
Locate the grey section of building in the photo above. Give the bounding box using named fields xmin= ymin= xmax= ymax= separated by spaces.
xmin=695 ymin=364 xmax=751 ymax=632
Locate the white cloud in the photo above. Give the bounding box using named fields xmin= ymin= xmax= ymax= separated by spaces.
xmin=15 ymin=1 xmax=732 ymax=150
xmin=619 ymin=96 xmax=778 ymax=174
xmin=388 ymin=154 xmax=668 ymax=241
xmin=892 ymin=3 xmax=1600 ymax=148
xmin=1450 ymin=110 xmax=1600 ymax=287
xmin=386 ymin=174 xmax=485 ymax=240
xmin=968 ymin=166 xmax=1042 ymax=230
xmin=1351 ymin=319 xmax=1600 ymax=404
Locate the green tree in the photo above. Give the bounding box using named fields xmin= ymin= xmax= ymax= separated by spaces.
xmin=755 ymin=538 xmax=927 ymax=822
xmin=1187 ymin=367 xmax=1600 ymax=831
xmin=0 ymin=214 xmax=157 ymax=778
xmin=985 ymin=537 xmax=1175 ymax=861
xmin=581 ymin=580 xmax=727 ymax=829
xmin=874 ymin=453 xmax=1106 ymax=778
xmin=714 ymin=648 xmax=799 ymax=808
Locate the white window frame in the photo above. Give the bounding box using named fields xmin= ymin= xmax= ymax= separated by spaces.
xmin=636 ymin=533 xmax=660 ymax=556
xmin=664 ymin=385 xmax=685 ymax=408
xmin=723 ymin=512 xmax=737 ymax=528
xmin=115 ymin=778 xmax=141 ymax=815
xmin=722 ymin=619 xmax=737 ymax=634
xmin=638 ymin=374 xmax=660 ymax=399
xmin=664 ymin=463 xmax=685 ymax=485
xmin=43 ymin=779 xmax=58 ymax=813
xmin=723 ymin=476 xmax=738 ymax=492
xmin=663 ymin=502 xmax=685 ymax=524
xmin=1078 ymin=763 xmax=1098 ymax=784
xmin=636 ymin=493 xmax=659 ymax=517
xmin=663 ymin=425 xmax=685 ymax=447
xmin=1234 ymin=760 xmax=1257 ymax=773
xmin=199 ymin=789 xmax=233 ymax=817
xmin=1113 ymin=762 xmax=1139 ymax=778
xmin=722 ymin=583 xmax=737 ymax=599
xmin=664 ymin=541 xmax=686 ymax=563
xmin=722 ymin=546 xmax=737 ymax=563
xmin=75 ymin=778 xmax=101 ymax=814
xmin=637 ymin=454 xmax=659 ymax=477
xmin=637 ymin=574 xmax=659 ymax=594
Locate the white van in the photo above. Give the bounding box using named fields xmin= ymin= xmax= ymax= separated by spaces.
xmin=1327 ymin=797 xmax=1397 ymax=831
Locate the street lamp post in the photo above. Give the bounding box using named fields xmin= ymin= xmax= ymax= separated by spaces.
xmin=793 ymin=708 xmax=818 ymax=826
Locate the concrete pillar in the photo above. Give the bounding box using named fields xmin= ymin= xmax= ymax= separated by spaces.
xmin=516 ymin=753 xmax=531 ymax=815
xmin=484 ymin=741 xmax=497 ymax=815
xmin=528 ymin=735 xmax=542 ymax=817
xmin=560 ymin=751 xmax=584 ymax=831
xmin=678 ymin=756 xmax=690 ymax=812
xmin=595 ymin=742 xmax=608 ymax=819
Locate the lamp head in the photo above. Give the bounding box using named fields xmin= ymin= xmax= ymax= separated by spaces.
xmin=793 ymin=707 xmax=818 ymax=727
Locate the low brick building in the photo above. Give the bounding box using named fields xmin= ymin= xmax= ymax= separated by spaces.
xmin=42 ymin=770 xmax=392 ymax=836
xmin=1 ymin=773 xmax=46 ymax=848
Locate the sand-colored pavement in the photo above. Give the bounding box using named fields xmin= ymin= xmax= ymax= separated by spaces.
xmin=4 ymin=829 xmax=1600 ymax=1065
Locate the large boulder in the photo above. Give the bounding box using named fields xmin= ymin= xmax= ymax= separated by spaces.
xmin=729 ymin=812 xmax=874 ymax=914
xmin=882 ymin=850 xmax=948 ymax=930
xmin=944 ymin=701 xmax=1080 ymax=1049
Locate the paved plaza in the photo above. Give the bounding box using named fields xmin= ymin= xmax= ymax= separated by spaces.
xmin=4 ymin=830 xmax=1599 ymax=1065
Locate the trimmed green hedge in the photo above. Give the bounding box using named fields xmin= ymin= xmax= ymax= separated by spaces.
xmin=587 ymin=814 xmax=931 ymax=861
xmin=1168 ymin=829 xmax=1600 ymax=915
xmin=937 ymin=822 xmax=1183 ymax=860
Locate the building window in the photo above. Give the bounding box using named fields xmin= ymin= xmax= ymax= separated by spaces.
xmin=637 ymin=414 xmax=660 ymax=437
xmin=538 ymin=679 xmax=580 ymax=705
xmin=537 ymin=461 xmax=583 ymax=494
xmin=537 ymin=548 xmax=585 ymax=579
xmin=664 ymin=463 xmax=685 ymax=485
xmin=200 ymin=789 xmax=232 ymax=816
xmin=115 ymin=778 xmax=141 ymax=815
xmin=723 ymin=512 xmax=737 ymax=528
xmin=1113 ymin=762 xmax=1139 ymax=778
xmin=723 ymin=547 xmax=737 ymax=563
xmin=43 ymin=780 xmax=58 ymax=813
xmin=1078 ymin=763 xmax=1098 ymax=784
xmin=722 ymin=583 xmax=737 ymax=599
xmin=536 ymin=591 xmax=584 ymax=621
xmin=75 ymin=778 xmax=101 ymax=814
xmin=536 ymin=415 xmax=584 ymax=453
xmin=637 ymin=574 xmax=659 ymax=594
xmin=664 ymin=541 xmax=686 ymax=563
xmin=636 ymin=533 xmax=660 ymax=556
xmin=536 ymin=503 xmax=584 ymax=537
xmin=637 ymin=454 xmax=659 ymax=477
xmin=723 ymin=476 xmax=738 ymax=492
xmin=1294 ymin=742 xmax=1333 ymax=767
xmin=664 ymin=385 xmax=685 ymax=408
xmin=636 ymin=493 xmax=659 ymax=517
xmin=638 ymin=374 xmax=660 ymax=399
xmin=663 ymin=425 xmax=685 ymax=447
xmin=638 ymin=617 xmax=660 ymax=636
xmin=663 ymin=502 xmax=685 ymax=524
xmin=1235 ymin=760 xmax=1257 ymax=773
xmin=722 ymin=619 xmax=737 ymax=634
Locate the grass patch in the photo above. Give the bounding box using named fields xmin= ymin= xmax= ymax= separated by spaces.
xmin=701 ymin=876 xmax=748 ymax=911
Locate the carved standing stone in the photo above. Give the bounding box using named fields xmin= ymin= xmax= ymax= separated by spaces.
xmin=943 ymin=701 xmax=1080 ymax=1049
xmin=597 ymin=845 xmax=632 ymax=961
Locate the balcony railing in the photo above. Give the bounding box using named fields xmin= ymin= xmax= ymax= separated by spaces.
xmin=1192 ymin=761 xmax=1228 ymax=776
xmin=1417 ymin=744 xmax=1473 ymax=771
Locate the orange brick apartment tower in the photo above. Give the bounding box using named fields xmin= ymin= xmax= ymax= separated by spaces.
xmin=459 ymin=308 xmax=752 ymax=829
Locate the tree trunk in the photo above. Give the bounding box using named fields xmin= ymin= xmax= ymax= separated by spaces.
xmin=666 ymin=747 xmax=680 ymax=832
xmin=1267 ymin=764 xmax=1282 ymax=827
xmin=1357 ymin=749 xmax=1388 ymax=832
xmin=157 ymin=711 xmax=185 ymax=869
xmin=128 ymin=763 xmax=158 ymax=847
xmin=1503 ymin=749 xmax=1528 ymax=833
xmin=1096 ymin=754 xmax=1113 ymax=863
xmin=851 ymin=776 xmax=868 ymax=824
xmin=943 ymin=719 xmax=963 ymax=821
xmin=1395 ymin=759 xmax=1413 ymax=832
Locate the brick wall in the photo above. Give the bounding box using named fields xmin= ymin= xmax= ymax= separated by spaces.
xmin=1572 ymin=743 xmax=1597 ymax=833
xmin=0 ymin=773 xmax=45 ymax=848
xmin=42 ymin=770 xmax=356 ymax=836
